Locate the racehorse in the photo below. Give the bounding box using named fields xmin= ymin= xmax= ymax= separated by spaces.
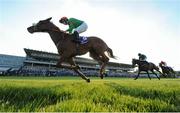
xmin=27 ymin=17 xmax=116 ymax=82
xmin=132 ymin=59 xmax=162 ymax=80
xmin=159 ymin=63 xmax=176 ymax=78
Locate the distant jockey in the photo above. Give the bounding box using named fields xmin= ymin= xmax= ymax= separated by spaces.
xmin=160 ymin=61 xmax=167 ymax=67
xmin=138 ymin=53 xmax=147 ymax=61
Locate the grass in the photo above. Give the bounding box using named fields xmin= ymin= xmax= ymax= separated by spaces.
xmin=0 ymin=76 xmax=179 ymax=112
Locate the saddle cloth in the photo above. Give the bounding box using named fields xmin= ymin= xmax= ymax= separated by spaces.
xmin=79 ymin=36 xmax=88 ymax=44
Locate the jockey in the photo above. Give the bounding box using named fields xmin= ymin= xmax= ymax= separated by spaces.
xmin=59 ymin=17 xmax=88 ymax=43
xmin=160 ymin=61 xmax=167 ymax=67
xmin=138 ymin=53 xmax=147 ymax=61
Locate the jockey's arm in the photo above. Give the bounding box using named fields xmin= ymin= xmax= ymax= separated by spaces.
xmin=66 ymin=24 xmax=74 ymax=34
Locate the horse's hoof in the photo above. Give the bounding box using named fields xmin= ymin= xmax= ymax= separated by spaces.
xmin=86 ymin=79 xmax=90 ymax=83
xmin=100 ymin=76 xmax=103 ymax=79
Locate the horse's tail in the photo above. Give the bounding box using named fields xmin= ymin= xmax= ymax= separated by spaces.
xmin=106 ymin=47 xmax=118 ymax=59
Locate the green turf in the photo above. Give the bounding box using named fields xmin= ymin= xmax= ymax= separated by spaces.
xmin=0 ymin=76 xmax=179 ymax=112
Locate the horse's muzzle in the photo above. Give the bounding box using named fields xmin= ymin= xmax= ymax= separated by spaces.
xmin=27 ymin=26 xmax=34 ymax=33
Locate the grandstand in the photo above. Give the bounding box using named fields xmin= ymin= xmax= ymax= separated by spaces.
xmin=0 ymin=54 xmax=25 ymax=75
xmin=0 ymin=48 xmax=133 ymax=76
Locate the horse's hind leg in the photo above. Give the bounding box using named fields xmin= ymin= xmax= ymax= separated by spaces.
xmin=90 ymin=51 xmax=106 ymax=79
xmin=90 ymin=51 xmax=102 ymax=62
xmin=57 ymin=56 xmax=78 ymax=69
xmin=147 ymin=71 xmax=151 ymax=80
xmin=99 ymin=53 xmax=109 ymax=79
xmin=90 ymin=51 xmax=109 ymax=79
xmin=57 ymin=56 xmax=90 ymax=82
xmin=171 ymin=69 xmax=176 ymax=78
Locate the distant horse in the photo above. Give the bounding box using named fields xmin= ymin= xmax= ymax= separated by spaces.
xmin=132 ymin=59 xmax=162 ymax=80
xmin=27 ymin=17 xmax=116 ymax=82
xmin=159 ymin=63 xmax=176 ymax=78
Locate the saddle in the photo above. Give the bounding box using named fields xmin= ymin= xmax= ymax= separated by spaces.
xmin=78 ymin=36 xmax=88 ymax=44
xmin=140 ymin=60 xmax=149 ymax=67
xmin=72 ymin=36 xmax=88 ymax=44
xmin=140 ymin=60 xmax=149 ymax=64
xmin=73 ymin=36 xmax=88 ymax=55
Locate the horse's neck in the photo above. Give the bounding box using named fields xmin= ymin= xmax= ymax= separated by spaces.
xmin=135 ymin=60 xmax=141 ymax=65
xmin=48 ymin=31 xmax=63 ymax=46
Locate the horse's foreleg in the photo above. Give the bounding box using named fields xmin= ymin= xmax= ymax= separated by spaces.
xmin=100 ymin=63 xmax=107 ymax=79
xmin=57 ymin=57 xmax=77 ymax=70
xmin=57 ymin=63 xmax=77 ymax=69
xmin=161 ymin=71 xmax=166 ymax=78
xmin=67 ymin=58 xmax=90 ymax=82
xmin=159 ymin=72 xmax=165 ymax=78
xmin=134 ymin=71 xmax=140 ymax=80
xmin=152 ymin=70 xmax=160 ymax=80
xmin=73 ymin=69 xmax=90 ymax=82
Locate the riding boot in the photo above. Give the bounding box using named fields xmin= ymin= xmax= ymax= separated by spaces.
xmin=73 ymin=31 xmax=80 ymax=43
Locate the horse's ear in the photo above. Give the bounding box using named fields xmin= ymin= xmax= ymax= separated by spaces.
xmin=46 ymin=17 xmax=52 ymax=21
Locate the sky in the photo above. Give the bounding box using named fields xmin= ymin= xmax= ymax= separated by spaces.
xmin=0 ymin=0 xmax=180 ymax=70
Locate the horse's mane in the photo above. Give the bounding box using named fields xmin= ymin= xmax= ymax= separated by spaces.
xmin=50 ymin=21 xmax=70 ymax=36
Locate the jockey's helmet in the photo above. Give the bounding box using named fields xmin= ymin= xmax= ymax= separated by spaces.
xmin=59 ymin=17 xmax=68 ymax=24
xmin=138 ymin=53 xmax=141 ymax=56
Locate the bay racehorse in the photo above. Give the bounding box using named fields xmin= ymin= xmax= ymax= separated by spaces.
xmin=159 ymin=63 xmax=176 ymax=78
xmin=132 ymin=59 xmax=162 ymax=80
xmin=27 ymin=17 xmax=116 ymax=82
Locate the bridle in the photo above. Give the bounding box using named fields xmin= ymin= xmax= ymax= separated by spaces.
xmin=32 ymin=22 xmax=66 ymax=48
